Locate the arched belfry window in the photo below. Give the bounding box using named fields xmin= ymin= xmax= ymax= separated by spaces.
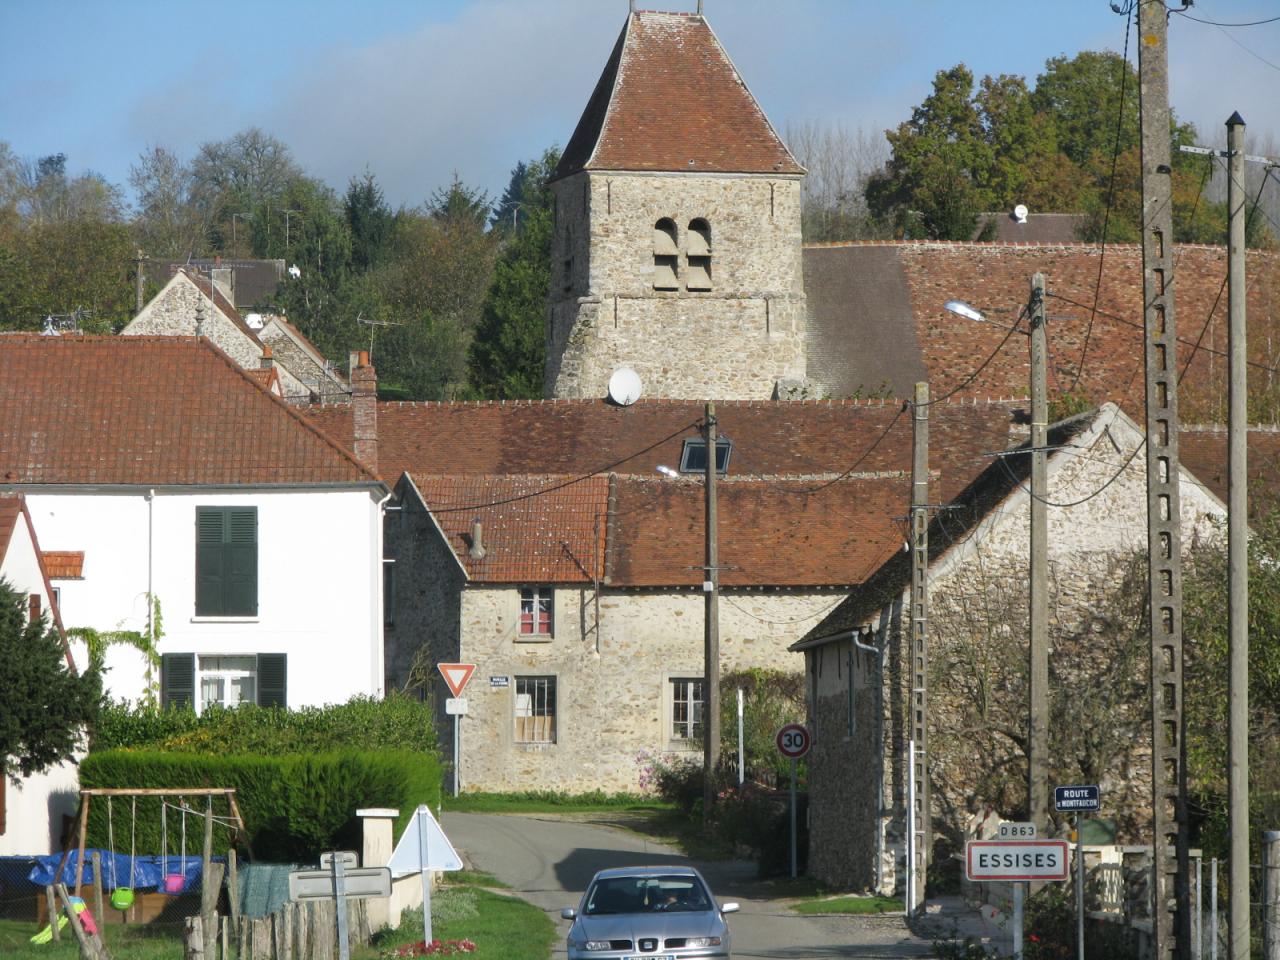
xmin=686 ymin=218 xmax=712 ymax=291
xmin=653 ymin=218 xmax=679 ymax=290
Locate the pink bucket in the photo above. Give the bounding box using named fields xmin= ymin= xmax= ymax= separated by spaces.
xmin=163 ymin=874 xmax=185 ymax=894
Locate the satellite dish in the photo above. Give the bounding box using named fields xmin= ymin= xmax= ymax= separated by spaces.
xmin=287 ymin=264 xmax=302 ymax=279
xmin=607 ymin=367 xmax=643 ymax=406
xmin=245 ymin=312 xmax=265 ymax=330
xmin=1013 ymin=204 xmax=1029 ymax=224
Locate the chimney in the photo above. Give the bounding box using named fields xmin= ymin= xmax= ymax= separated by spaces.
xmin=349 ymin=350 xmax=362 ymax=377
xmin=469 ymin=519 xmax=487 ymax=560
xmin=260 ymin=345 xmax=274 ymax=369
xmin=351 ymin=349 xmax=378 ymax=473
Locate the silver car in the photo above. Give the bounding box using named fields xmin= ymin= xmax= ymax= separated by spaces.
xmin=562 ymin=866 xmax=740 ymax=960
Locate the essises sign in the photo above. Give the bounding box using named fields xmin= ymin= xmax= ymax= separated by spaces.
xmin=965 ymin=840 xmax=1070 ymax=881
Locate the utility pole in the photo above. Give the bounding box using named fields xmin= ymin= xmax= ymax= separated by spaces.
xmin=1029 ymin=274 xmax=1049 ymax=839
xmin=1137 ymin=2 xmax=1190 ymax=956
xmin=909 ymin=381 xmax=930 ymax=913
xmin=133 ymin=249 xmax=145 ymax=314
xmin=703 ymin=402 xmax=721 ymax=827
xmin=1226 ymin=110 xmax=1250 ymax=960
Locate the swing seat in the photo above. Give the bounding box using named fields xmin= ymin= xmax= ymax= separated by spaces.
xmin=110 ymin=887 xmax=135 ymax=910
xmin=163 ymin=873 xmax=185 ymax=894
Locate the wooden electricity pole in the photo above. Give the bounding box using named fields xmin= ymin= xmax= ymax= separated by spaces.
xmin=1137 ymin=3 xmax=1190 ymax=956
xmin=703 ymin=402 xmax=721 ymax=826
xmin=1029 ymin=274 xmax=1049 ymax=839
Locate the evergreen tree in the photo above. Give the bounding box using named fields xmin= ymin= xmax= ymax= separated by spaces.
xmin=345 ymin=172 xmax=394 ymax=272
xmin=0 ymin=579 xmax=101 ymax=781
xmin=469 ymin=148 xmax=560 ymax=399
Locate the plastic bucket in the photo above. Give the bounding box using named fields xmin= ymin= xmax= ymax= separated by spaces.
xmin=109 ymin=887 xmax=135 ymax=911
xmin=163 ymin=874 xmax=185 ymax=894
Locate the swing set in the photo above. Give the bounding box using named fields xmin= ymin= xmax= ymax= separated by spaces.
xmin=54 ymin=788 xmax=251 ymax=905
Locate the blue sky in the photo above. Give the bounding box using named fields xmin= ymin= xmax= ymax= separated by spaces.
xmin=3 ymin=0 xmax=1279 ymax=209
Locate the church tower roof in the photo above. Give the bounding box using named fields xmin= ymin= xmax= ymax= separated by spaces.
xmin=553 ymin=10 xmax=804 ymax=181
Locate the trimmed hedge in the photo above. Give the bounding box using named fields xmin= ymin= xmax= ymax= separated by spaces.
xmin=92 ymin=694 xmax=436 ymax=754
xmin=80 ymin=749 xmax=441 ymax=862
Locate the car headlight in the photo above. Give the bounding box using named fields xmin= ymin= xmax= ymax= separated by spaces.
xmin=684 ymin=938 xmax=722 ymax=948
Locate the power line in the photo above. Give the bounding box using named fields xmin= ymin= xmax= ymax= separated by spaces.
xmin=1211 ymin=23 xmax=1280 ymax=73
xmin=995 ymin=436 xmax=1145 ymax=508
xmin=917 ymin=311 xmax=1026 ymax=407
xmin=1070 ymin=2 xmax=1135 ymax=393
xmin=1172 ymin=10 xmax=1280 ymax=28
xmin=427 ymin=419 xmax=701 ymax=513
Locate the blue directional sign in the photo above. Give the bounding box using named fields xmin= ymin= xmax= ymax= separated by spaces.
xmin=1054 ymin=785 xmax=1100 ymax=812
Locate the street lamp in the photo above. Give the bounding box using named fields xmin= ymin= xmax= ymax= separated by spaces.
xmin=655 ymin=465 xmax=680 ymax=478
xmin=945 ymin=276 xmax=1050 ymax=838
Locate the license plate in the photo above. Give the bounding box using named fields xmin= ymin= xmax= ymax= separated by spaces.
xmin=625 ymin=956 xmax=675 ymax=960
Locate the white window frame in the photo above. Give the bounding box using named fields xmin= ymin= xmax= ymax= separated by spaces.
xmin=670 ymin=677 xmax=705 ymax=745
xmin=518 ymin=586 xmax=554 ymax=639
xmin=197 ymin=655 xmax=258 ymax=712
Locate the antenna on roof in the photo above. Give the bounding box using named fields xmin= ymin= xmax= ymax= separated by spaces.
xmin=355 ymin=312 xmax=403 ymax=360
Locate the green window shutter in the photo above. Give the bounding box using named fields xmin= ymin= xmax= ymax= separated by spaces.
xmin=195 ymin=507 xmax=257 ymax=616
xmin=225 ymin=509 xmax=258 ymax=616
xmin=161 ymin=653 xmax=195 ymax=710
xmin=257 ymin=654 xmax=287 ymax=708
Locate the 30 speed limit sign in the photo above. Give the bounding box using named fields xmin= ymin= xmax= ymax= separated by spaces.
xmin=775 ymin=723 xmax=812 ymax=759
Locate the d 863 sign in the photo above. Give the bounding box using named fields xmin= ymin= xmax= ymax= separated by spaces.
xmin=965 ymin=840 xmax=1069 ymax=881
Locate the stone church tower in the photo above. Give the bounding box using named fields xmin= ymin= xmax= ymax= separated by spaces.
xmin=544 ymin=9 xmax=808 ymax=400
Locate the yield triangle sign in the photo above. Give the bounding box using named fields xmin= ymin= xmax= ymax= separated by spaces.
xmin=437 ymin=662 xmax=476 ymax=698
xmin=388 ymin=805 xmax=463 ymax=876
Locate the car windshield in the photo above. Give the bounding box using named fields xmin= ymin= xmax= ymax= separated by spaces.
xmin=584 ymin=875 xmax=712 ymax=915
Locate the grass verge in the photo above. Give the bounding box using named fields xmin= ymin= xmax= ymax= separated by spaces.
xmin=791 ymin=894 xmax=904 ymax=915
xmin=358 ymin=884 xmax=555 ymax=960
xmin=0 ymin=918 xmax=183 ymax=960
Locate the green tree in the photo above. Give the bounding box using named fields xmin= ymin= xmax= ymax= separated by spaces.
xmin=0 ymin=579 xmax=101 ymax=781
xmin=1030 ymin=51 xmax=1139 ymax=169
xmin=1184 ymin=511 xmax=1280 ymax=860
xmin=866 ymin=64 xmax=995 ymax=239
xmin=469 ymin=148 xmax=560 ymax=399
xmin=344 ymin=172 xmax=395 ymax=272
xmin=130 ymin=145 xmax=208 ymax=259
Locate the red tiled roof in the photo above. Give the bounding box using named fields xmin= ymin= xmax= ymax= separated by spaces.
xmin=0 ymin=336 xmax=379 ymax=486
xmin=307 ymin=398 xmax=1016 ymax=504
xmin=609 ymin=476 xmax=906 ymax=588
xmin=41 ymin=551 xmax=85 ymax=579
xmin=0 ymin=496 xmax=18 ymax=563
xmin=1180 ymin=426 xmax=1280 ymax=515
xmin=554 ymin=11 xmax=803 ymax=179
xmin=414 ymin=475 xmax=609 ymax=583
xmin=804 ymin=241 xmax=1280 ymax=421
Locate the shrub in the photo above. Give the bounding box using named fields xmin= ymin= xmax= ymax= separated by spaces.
xmin=718 ymin=669 xmax=806 ymax=785
xmin=93 ymin=693 xmax=436 ymax=754
xmin=79 ymin=749 xmax=442 ymax=862
xmin=714 ymin=783 xmax=807 ymax=877
xmin=636 ymin=751 xmax=703 ymax=814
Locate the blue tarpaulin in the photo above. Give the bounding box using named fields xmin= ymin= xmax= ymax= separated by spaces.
xmin=26 ymin=850 xmax=215 ymax=893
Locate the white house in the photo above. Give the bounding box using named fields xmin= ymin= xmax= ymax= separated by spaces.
xmin=0 ymin=494 xmax=82 ymax=855
xmin=0 ymin=335 xmax=389 ymax=715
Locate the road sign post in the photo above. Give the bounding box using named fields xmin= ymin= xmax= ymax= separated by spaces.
xmin=1055 ymin=785 xmax=1100 ymax=960
xmin=775 ymin=724 xmax=811 ymax=880
xmin=288 ymin=852 xmax=392 ymax=960
xmin=387 ymin=804 xmax=463 ymax=948
xmin=967 ymin=839 xmax=1070 ymax=960
xmin=438 ymin=664 xmax=476 ymax=798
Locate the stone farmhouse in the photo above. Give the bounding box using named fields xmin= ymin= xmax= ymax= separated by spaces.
xmin=0 ymin=336 xmax=389 ymax=720
xmin=307 ymin=384 xmax=1025 ymax=792
xmin=792 ymin=403 xmax=1227 ymax=894
xmin=0 ymin=494 xmax=81 ymax=856
xmin=123 ymin=268 xmax=350 ymax=404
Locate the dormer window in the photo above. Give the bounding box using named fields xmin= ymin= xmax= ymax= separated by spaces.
xmin=653 ymin=218 xmax=679 ymax=290
xmin=686 ymin=218 xmax=712 ymax=291
xmin=679 ymin=436 xmax=732 ymax=474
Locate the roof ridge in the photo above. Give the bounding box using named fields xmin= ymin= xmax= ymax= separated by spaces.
xmin=192 ymin=337 xmax=382 ymax=485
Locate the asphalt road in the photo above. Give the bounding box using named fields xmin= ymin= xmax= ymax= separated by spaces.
xmin=441 ymin=812 xmax=933 ymax=960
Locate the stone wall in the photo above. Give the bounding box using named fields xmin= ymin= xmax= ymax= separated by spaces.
xmin=124 ymin=276 xmax=262 ymax=371
xmin=802 ymin=407 xmax=1228 ymax=892
xmin=546 ymin=171 xmax=807 ymax=400
xmin=259 ymin=323 xmax=350 ymax=403
xmin=454 ymin=585 xmax=840 ymax=793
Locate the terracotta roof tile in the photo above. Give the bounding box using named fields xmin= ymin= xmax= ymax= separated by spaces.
xmin=41 ymin=551 xmax=85 ymax=579
xmin=308 ymin=398 xmax=1017 ymax=505
xmin=805 ymin=241 xmax=1280 ymax=423
xmin=609 ymin=476 xmax=906 ymax=588
xmin=414 ymin=474 xmax=609 ymax=583
xmin=0 ymin=336 xmax=378 ymax=486
xmin=554 ymin=12 xmax=803 ymax=179
xmin=1181 ymin=426 xmax=1280 ymax=515
xmin=0 ymin=495 xmax=18 ymax=562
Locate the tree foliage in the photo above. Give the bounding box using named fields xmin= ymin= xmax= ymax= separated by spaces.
xmin=469 ymin=148 xmax=560 ymax=399
xmin=0 ymin=579 xmax=102 ymax=781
